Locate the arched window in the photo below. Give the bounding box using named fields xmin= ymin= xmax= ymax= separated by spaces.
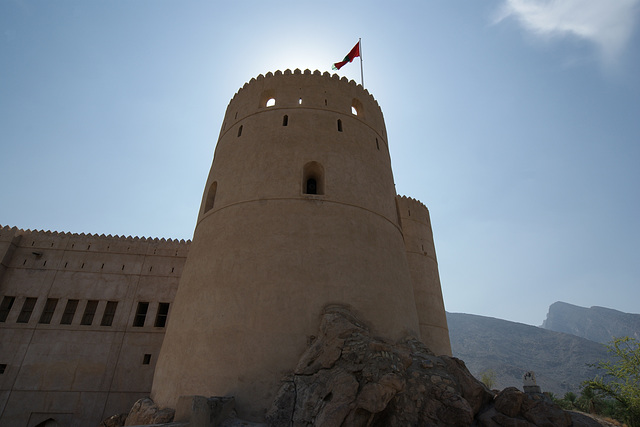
xmin=266 ymin=98 xmax=276 ymax=107
xmin=351 ymin=98 xmax=364 ymax=117
xmin=204 ymin=181 xmax=217 ymax=213
xmin=303 ymin=162 xmax=324 ymax=195
xmin=337 ymin=120 xmax=343 ymax=132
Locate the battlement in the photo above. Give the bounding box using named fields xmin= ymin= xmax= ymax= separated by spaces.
xmin=220 ymin=69 xmax=387 ymax=141
xmin=0 ymin=224 xmax=189 ymax=244
xmin=397 ymin=195 xmax=429 ymax=212
xmin=0 ymin=224 xmax=190 ymax=256
xmin=396 ymin=195 xmax=431 ymax=226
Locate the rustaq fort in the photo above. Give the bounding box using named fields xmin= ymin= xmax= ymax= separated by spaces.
xmin=0 ymin=69 xmax=451 ymax=426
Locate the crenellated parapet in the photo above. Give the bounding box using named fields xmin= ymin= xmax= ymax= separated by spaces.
xmin=0 ymin=224 xmax=190 ymax=277
xmin=396 ymin=195 xmax=431 ymax=226
xmin=219 ymin=69 xmax=387 ymax=144
xmin=0 ymin=225 xmax=190 ymax=248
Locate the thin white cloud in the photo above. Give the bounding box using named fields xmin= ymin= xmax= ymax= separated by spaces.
xmin=495 ymin=0 xmax=640 ymax=65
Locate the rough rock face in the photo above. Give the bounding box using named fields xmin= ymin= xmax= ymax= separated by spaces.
xmin=266 ymin=306 xmax=572 ymax=427
xmin=99 ymin=413 xmax=127 ymax=427
xmin=124 ymin=397 xmax=175 ymax=426
xmin=478 ymin=387 xmax=572 ymax=427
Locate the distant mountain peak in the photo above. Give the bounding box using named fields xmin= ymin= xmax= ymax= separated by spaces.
xmin=542 ymin=301 xmax=640 ymax=344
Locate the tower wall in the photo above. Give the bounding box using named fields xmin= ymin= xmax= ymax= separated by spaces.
xmin=151 ymin=70 xmax=422 ymax=419
xmin=396 ymin=196 xmax=451 ymax=356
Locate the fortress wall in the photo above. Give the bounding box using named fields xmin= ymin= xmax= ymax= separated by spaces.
xmin=152 ymin=71 xmax=421 ymax=420
xmin=0 ymin=226 xmax=188 ymax=427
xmin=396 ymin=197 xmax=452 ymax=356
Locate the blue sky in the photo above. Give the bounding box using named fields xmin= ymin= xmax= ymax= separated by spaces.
xmin=1 ymin=0 xmax=639 ymax=326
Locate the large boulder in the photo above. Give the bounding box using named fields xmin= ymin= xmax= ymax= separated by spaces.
xmin=124 ymin=397 xmax=175 ymax=426
xmin=267 ymin=306 xmax=495 ymax=426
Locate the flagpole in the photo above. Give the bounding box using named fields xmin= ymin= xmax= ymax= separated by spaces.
xmin=359 ymin=38 xmax=364 ymax=88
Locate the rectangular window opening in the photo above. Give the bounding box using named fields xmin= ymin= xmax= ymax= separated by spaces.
xmin=80 ymin=300 xmax=99 ymax=325
xmin=60 ymin=299 xmax=79 ymax=325
xmin=100 ymin=301 xmax=118 ymax=326
xmin=38 ymin=298 xmax=58 ymax=324
xmin=17 ymin=298 xmax=37 ymax=323
xmin=0 ymin=296 xmax=16 ymax=322
xmin=142 ymin=354 xmax=151 ymax=365
xmin=154 ymin=302 xmax=170 ymax=328
xmin=0 ymin=364 xmax=6 ymax=374
xmin=133 ymin=302 xmax=149 ymax=327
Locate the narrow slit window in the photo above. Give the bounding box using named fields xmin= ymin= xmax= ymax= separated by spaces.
xmin=0 ymin=296 xmax=15 ymax=322
xmin=237 ymin=125 xmax=243 ymax=137
xmin=282 ymin=115 xmax=288 ymax=126
xmin=133 ymin=302 xmax=149 ymax=327
xmin=298 ymin=98 xmax=302 ymax=105
xmin=38 ymin=298 xmax=58 ymax=324
xmin=154 ymin=302 xmax=170 ymax=327
xmin=16 ymin=298 xmax=37 ymax=323
xmin=80 ymin=300 xmax=99 ymax=325
xmin=337 ymin=119 xmax=343 ymax=132
xmin=100 ymin=301 xmax=118 ymax=326
xmin=376 ymin=138 xmax=380 ymax=150
xmin=60 ymin=299 xmax=79 ymax=325
xmin=0 ymin=364 xmax=6 ymax=374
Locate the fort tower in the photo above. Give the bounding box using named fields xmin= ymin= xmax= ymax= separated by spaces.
xmin=151 ymin=70 xmax=450 ymax=420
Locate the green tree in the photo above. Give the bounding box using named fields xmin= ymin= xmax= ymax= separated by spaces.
xmin=479 ymin=369 xmax=497 ymax=389
xmin=583 ymin=336 xmax=640 ymax=426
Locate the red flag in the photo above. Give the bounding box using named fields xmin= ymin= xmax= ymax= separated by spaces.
xmin=332 ymin=41 xmax=360 ymax=70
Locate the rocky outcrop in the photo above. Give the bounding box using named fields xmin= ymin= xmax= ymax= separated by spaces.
xmin=108 ymin=307 xmax=612 ymax=426
xmin=99 ymin=413 xmax=127 ymax=427
xmin=124 ymin=397 xmax=174 ymax=426
xmin=478 ymin=387 xmax=571 ymax=426
xmin=266 ymin=306 xmax=573 ymax=427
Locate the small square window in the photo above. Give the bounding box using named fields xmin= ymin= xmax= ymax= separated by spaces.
xmin=154 ymin=303 xmax=170 ymax=328
xmin=81 ymin=300 xmax=99 ymax=326
xmin=133 ymin=302 xmax=149 ymax=327
xmin=60 ymin=299 xmax=79 ymax=325
xmin=142 ymin=354 xmax=151 ymax=365
xmin=101 ymin=301 xmax=118 ymax=326
xmin=39 ymin=298 xmax=58 ymax=324
xmin=17 ymin=298 xmax=37 ymax=323
xmin=0 ymin=296 xmax=15 ymax=322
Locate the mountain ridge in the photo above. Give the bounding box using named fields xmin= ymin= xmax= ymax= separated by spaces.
xmin=541 ymin=301 xmax=640 ymax=343
xmin=447 ymin=311 xmax=609 ymax=395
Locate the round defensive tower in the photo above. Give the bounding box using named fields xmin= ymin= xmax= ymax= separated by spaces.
xmin=396 ymin=196 xmax=452 ymax=356
xmin=151 ymin=70 xmax=422 ymax=420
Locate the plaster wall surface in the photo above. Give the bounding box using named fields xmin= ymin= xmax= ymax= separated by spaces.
xmin=0 ymin=226 xmax=188 ymax=427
